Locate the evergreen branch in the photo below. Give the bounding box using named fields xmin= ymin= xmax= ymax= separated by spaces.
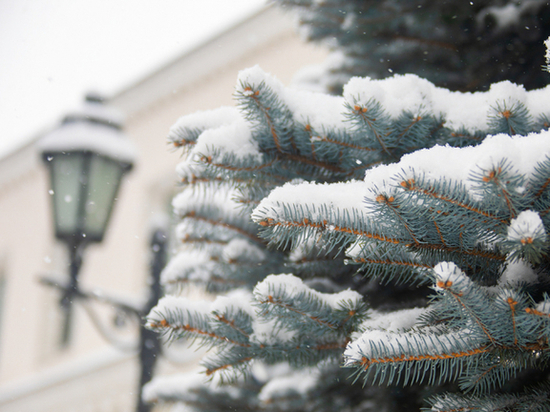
xmin=413 ymin=243 xmax=506 ymax=263
xmin=525 ymin=307 xmax=550 ymax=319
xmin=258 ymin=217 xmax=403 ymax=245
xmin=476 ymin=165 xmax=519 ymax=219
xmin=180 ymin=237 xmax=228 ymax=245
xmin=245 ymin=89 xmax=283 ymax=153
xmin=507 ymin=297 xmax=519 ymax=347
xmin=148 ymin=319 xmax=251 ymax=348
xmin=428 ymin=386 xmax=550 ymax=412
xmin=351 ymin=256 xmax=432 ymax=270
xmin=433 ymin=219 xmax=446 ymax=246
xmin=428 ymin=120 xmax=446 ymax=139
xmin=393 ymin=115 xmax=424 ymax=148
xmin=205 ymin=356 xmax=254 ymax=376
xmin=172 ymin=139 xmax=196 ymax=148
xmin=284 ymin=153 xmax=347 ymax=173
xmin=400 ymin=178 xmax=508 ymax=225
xmin=183 ymin=213 xmax=265 ymax=245
xmin=346 ymin=329 xmax=492 ymax=387
xmin=311 ymin=134 xmax=377 ymax=152
xmin=201 ymin=155 xmax=277 ymax=172
xmin=437 ymin=281 xmax=496 ymax=344
xmin=449 ymin=132 xmax=484 ymax=142
xmin=214 ymin=314 xmax=251 ymax=338
xmin=359 ymin=344 xmax=490 ymax=370
xmin=375 ymin=194 xmax=421 ymax=244
xmin=353 ymin=104 xmax=395 ymax=160
xmin=202 ymin=143 xmax=352 ymax=177
xmin=259 ymin=295 xmax=338 ymax=330
xmin=533 ymin=178 xmax=550 ymax=203
xmin=314 ymin=341 xmax=348 ymax=351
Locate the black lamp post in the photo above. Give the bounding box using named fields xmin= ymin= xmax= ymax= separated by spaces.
xmin=39 ymin=94 xmax=165 ymax=412
xmin=38 ymin=93 xmax=135 ymax=344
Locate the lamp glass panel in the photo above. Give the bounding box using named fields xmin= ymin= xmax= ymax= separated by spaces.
xmin=83 ymin=155 xmax=124 ymax=240
xmin=50 ymin=153 xmax=85 ymax=238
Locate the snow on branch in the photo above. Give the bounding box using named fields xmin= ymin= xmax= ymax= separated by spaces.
xmin=254 ymin=132 xmax=550 ymax=285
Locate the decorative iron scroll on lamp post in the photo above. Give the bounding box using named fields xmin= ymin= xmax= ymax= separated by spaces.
xmin=38 ymin=94 xmax=164 ymax=412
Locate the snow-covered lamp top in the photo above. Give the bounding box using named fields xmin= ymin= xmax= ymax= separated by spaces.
xmin=38 ymin=93 xmax=136 ymax=164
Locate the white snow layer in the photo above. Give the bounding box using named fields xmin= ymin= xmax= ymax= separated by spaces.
xmin=254 ymin=273 xmax=362 ymax=310
xmin=238 ymin=65 xmax=348 ymax=132
xmin=507 ymin=210 xmax=546 ymax=243
xmin=343 ymin=74 xmax=548 ymax=132
xmin=344 ymin=328 xmax=478 ymax=368
xmin=433 ymin=262 xmax=471 ymax=290
xmin=258 ymin=368 xmax=320 ymax=403
xmin=176 ymin=65 xmax=550 ymax=186
xmin=142 ymin=369 xmax=242 ymax=403
xmin=192 ymin=117 xmax=262 ymax=162
xmin=364 ymin=132 xmax=550 ymax=196
xmin=160 ymin=250 xmax=216 ymax=286
xmin=499 ymin=260 xmax=538 ymax=286
xmin=38 ymin=122 xmax=136 ymax=163
xmin=358 ymin=307 xmax=427 ymax=334
xmin=168 ymin=106 xmax=240 ymax=143
xmin=172 ymin=185 xmax=240 ymax=217
xmin=254 ymin=131 xmax=550 ymax=225
xmin=38 ymin=98 xmax=136 ymax=163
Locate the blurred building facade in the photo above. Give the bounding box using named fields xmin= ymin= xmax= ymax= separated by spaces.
xmin=0 ymin=5 xmax=327 ymax=412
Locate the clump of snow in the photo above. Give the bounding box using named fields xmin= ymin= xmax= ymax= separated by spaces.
xmin=172 ymin=185 xmax=239 ymax=218
xmin=364 ymin=131 xmax=550 ymax=195
xmin=38 ymin=122 xmax=137 ymax=163
xmin=344 ymin=74 xmax=437 ymax=120
xmin=160 ymin=250 xmax=215 ymax=286
xmin=499 ymin=260 xmax=538 ymax=286
xmin=252 ymin=180 xmax=367 ymax=224
xmin=222 ymin=238 xmax=266 ymax=264
xmin=237 ymin=65 xmax=347 ymax=132
xmin=147 ymin=295 xmax=212 ymax=326
xmin=142 ymin=369 xmax=241 ymax=404
xmin=254 ymin=273 xmax=362 ymax=310
xmin=142 ymin=369 xmax=202 ymax=402
xmin=258 ymin=368 xmax=320 ymax=404
xmin=168 ymin=106 xmax=239 ymax=144
xmin=38 ymin=98 xmax=136 ymax=163
xmin=67 ymin=97 xmax=125 ymax=127
xmin=211 ymin=289 xmax=255 ymax=318
xmin=359 ymin=307 xmax=427 ymax=333
xmin=288 ymin=237 xmax=319 ymax=263
xmin=534 ymin=299 xmax=550 ymax=314
xmin=192 ymin=118 xmax=262 ymax=162
xmin=250 ymin=317 xmax=297 ymax=345
xmin=546 ymin=36 xmax=550 ymax=68
xmin=507 ymin=210 xmax=546 ymax=243
xmin=343 ymin=73 xmax=541 ymax=134
xmin=433 ymin=262 xmax=471 ymax=290
xmin=237 ymin=65 xmax=283 ymax=94
xmin=477 ymin=4 xmax=520 ymax=29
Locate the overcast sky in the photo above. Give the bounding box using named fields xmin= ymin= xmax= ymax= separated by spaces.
xmin=0 ymin=0 xmax=266 ymax=158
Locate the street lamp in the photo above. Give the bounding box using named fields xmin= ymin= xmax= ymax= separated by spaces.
xmin=38 ymin=93 xmax=136 ymax=344
xmin=38 ymin=94 xmax=165 ymax=412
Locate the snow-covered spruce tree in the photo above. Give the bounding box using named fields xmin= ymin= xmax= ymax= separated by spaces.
xmin=143 ymin=51 xmax=550 ymax=412
xmin=275 ymin=0 xmax=550 ymax=94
